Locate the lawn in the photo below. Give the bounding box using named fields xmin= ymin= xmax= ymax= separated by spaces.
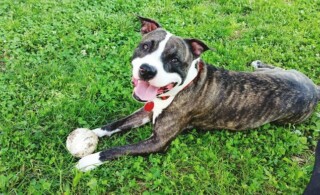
xmin=1 ymin=0 xmax=320 ymax=194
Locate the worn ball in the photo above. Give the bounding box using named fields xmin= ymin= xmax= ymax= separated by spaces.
xmin=66 ymin=128 xmax=98 ymax=158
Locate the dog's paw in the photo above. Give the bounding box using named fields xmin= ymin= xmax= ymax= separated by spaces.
xmin=75 ymin=152 xmax=103 ymax=172
xmin=251 ymin=60 xmax=262 ymax=69
xmin=92 ymin=128 xmax=121 ymax=137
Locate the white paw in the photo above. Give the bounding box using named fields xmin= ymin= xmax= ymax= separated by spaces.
xmin=75 ymin=152 xmax=103 ymax=172
xmin=251 ymin=60 xmax=262 ymax=69
xmin=92 ymin=128 xmax=121 ymax=137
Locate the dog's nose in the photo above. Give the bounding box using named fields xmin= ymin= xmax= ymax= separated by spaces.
xmin=139 ymin=64 xmax=157 ymax=81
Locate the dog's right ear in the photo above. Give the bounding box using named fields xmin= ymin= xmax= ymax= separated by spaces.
xmin=184 ymin=38 xmax=211 ymax=58
xmin=138 ymin=16 xmax=161 ymax=35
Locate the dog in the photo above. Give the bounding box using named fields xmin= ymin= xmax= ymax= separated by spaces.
xmin=304 ymin=140 xmax=320 ymax=195
xmin=76 ymin=16 xmax=320 ymax=171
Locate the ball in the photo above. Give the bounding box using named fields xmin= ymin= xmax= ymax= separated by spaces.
xmin=66 ymin=128 xmax=99 ymax=158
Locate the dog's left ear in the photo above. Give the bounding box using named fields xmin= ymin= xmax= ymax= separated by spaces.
xmin=184 ymin=38 xmax=211 ymax=58
xmin=138 ymin=16 xmax=161 ymax=35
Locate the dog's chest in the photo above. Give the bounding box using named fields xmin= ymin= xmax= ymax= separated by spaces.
xmin=150 ymin=97 xmax=175 ymax=124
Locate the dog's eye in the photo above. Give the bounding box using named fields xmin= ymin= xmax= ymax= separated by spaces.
xmin=141 ymin=41 xmax=154 ymax=51
xmin=143 ymin=44 xmax=149 ymax=50
xmin=171 ymin=58 xmax=179 ymax=63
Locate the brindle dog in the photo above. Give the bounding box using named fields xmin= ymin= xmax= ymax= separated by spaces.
xmin=75 ymin=17 xmax=320 ymax=171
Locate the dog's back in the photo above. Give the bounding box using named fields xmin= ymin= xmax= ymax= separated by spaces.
xmin=260 ymin=69 xmax=320 ymax=124
xmin=185 ymin=65 xmax=319 ymax=130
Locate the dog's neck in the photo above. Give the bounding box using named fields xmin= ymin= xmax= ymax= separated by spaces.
xmin=145 ymin=59 xmax=204 ymax=123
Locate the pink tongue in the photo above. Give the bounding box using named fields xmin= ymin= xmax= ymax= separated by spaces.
xmin=134 ymin=80 xmax=159 ymax=101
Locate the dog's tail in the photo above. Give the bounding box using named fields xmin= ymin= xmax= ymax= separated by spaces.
xmin=303 ymin=140 xmax=320 ymax=195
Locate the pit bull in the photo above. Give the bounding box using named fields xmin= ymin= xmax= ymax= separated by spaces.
xmin=76 ymin=16 xmax=320 ymax=171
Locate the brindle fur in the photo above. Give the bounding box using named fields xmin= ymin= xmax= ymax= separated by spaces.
xmin=165 ymin=63 xmax=319 ymax=131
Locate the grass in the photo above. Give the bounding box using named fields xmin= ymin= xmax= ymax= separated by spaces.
xmin=1 ymin=0 xmax=320 ymax=194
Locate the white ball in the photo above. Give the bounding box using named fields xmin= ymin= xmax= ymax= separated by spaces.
xmin=66 ymin=128 xmax=98 ymax=158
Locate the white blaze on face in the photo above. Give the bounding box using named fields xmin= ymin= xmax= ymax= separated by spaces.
xmin=132 ymin=32 xmax=182 ymax=88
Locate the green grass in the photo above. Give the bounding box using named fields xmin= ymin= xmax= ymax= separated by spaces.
xmin=1 ymin=0 xmax=320 ymax=194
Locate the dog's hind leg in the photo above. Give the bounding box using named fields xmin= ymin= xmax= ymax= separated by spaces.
xmin=251 ymin=60 xmax=284 ymax=71
xmin=92 ymin=108 xmax=151 ymax=137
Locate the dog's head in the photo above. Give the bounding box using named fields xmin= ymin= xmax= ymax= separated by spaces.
xmin=131 ymin=16 xmax=210 ymax=102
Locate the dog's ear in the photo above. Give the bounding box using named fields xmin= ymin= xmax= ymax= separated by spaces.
xmin=138 ymin=16 xmax=161 ymax=35
xmin=184 ymin=38 xmax=211 ymax=58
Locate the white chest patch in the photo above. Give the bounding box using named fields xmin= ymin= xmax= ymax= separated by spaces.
xmin=152 ymin=96 xmax=175 ymax=124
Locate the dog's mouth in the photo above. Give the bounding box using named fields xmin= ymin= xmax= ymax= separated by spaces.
xmin=132 ymin=78 xmax=177 ymax=102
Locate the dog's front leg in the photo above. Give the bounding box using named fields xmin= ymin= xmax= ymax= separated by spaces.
xmin=92 ymin=108 xmax=151 ymax=137
xmin=76 ymin=120 xmax=182 ymax=171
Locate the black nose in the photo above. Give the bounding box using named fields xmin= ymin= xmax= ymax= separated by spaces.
xmin=139 ymin=64 xmax=157 ymax=81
